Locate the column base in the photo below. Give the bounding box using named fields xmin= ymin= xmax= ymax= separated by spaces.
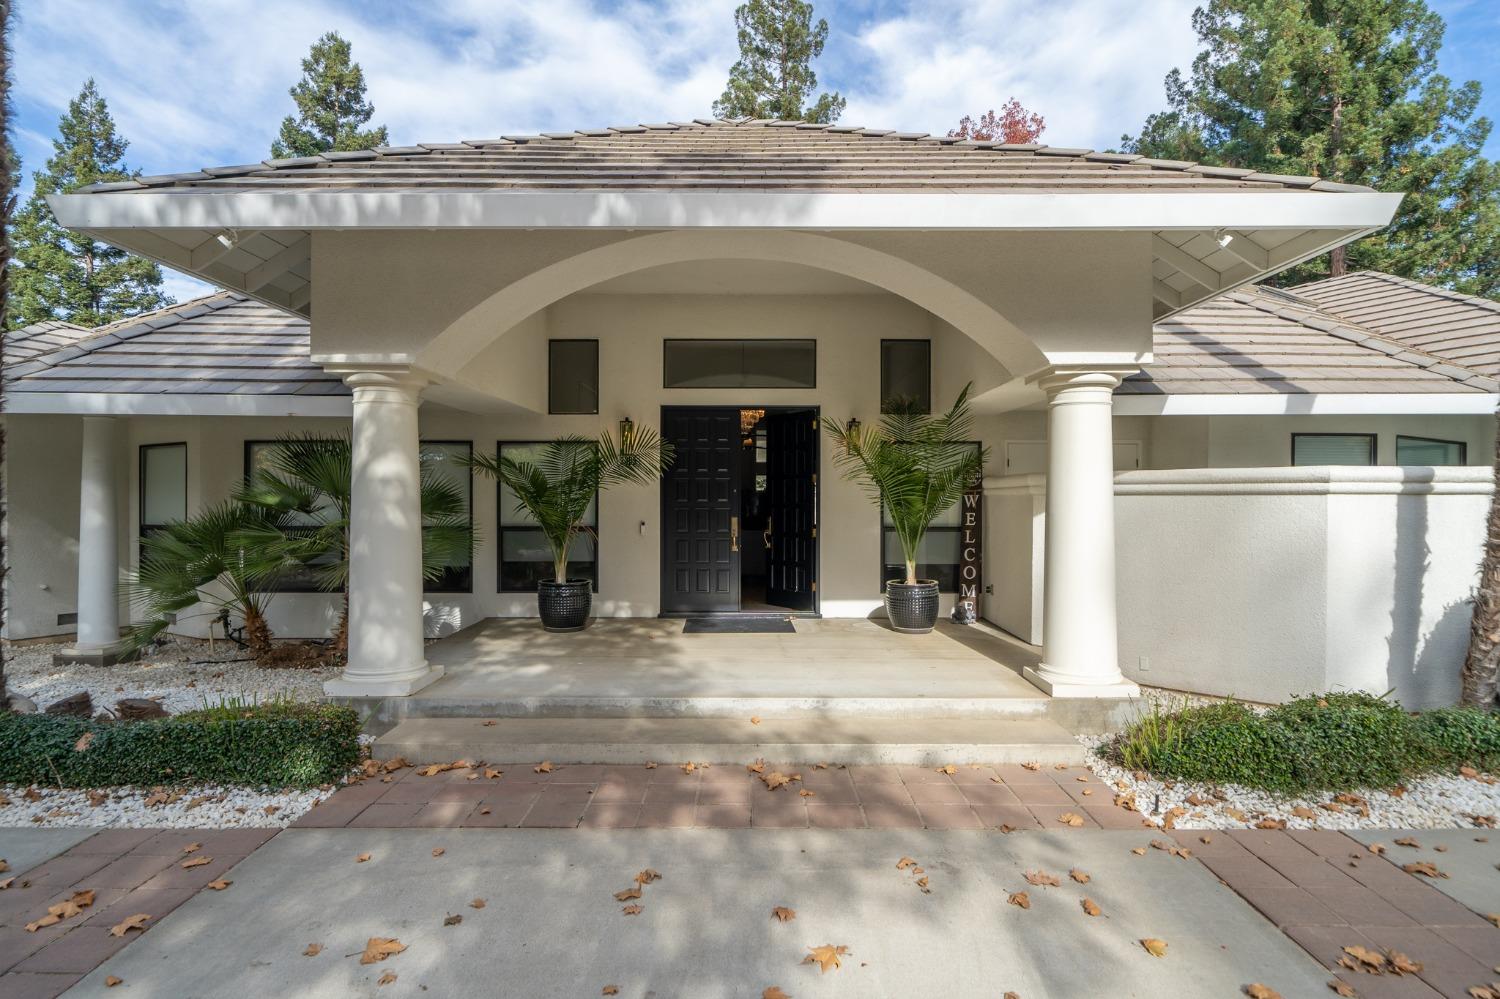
xmin=54 ymin=643 xmax=134 ymax=668
xmin=324 ymin=663 xmax=445 ymax=698
xmin=1024 ymin=665 xmax=1141 ymax=699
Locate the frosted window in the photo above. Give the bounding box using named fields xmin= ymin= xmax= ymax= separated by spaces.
xmin=140 ymin=444 xmax=186 ymax=527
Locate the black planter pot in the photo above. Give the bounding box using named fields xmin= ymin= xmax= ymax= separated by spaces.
xmin=885 ymin=580 xmax=940 ymax=633
xmin=537 ymin=579 xmax=592 ymax=632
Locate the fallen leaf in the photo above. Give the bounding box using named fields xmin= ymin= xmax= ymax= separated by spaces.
xmin=936 ymin=765 xmax=957 ymax=775
xmin=1024 ymin=870 xmax=1061 ymax=887
xmin=750 ymin=716 xmax=762 ymax=725
xmin=1070 ymin=868 xmax=1091 ymax=884
xmin=304 ymin=943 xmax=322 ymax=956
xmin=109 ymin=913 xmax=152 ymax=937
xmin=1402 ymin=861 xmax=1447 ymax=879
xmin=534 ymin=761 xmax=554 ymax=773
xmin=681 ymin=762 xmax=696 ymax=774
xmin=356 ymin=853 xmax=372 ymax=863
xmin=1131 ymin=847 xmax=1147 ymax=856
xmin=763 ymin=989 xmax=790 ymax=999
xmin=106 ymin=976 xmax=122 ymax=987
xmin=443 ymin=914 xmax=462 ymax=927
xmin=603 ymin=988 xmax=619 ymax=997
xmin=1082 ymin=898 xmax=1102 ymax=916
xmin=614 ymin=887 xmax=642 ymax=901
xmin=762 ymin=772 xmax=793 ymax=791
xmin=484 ymin=768 xmax=503 ymax=780
xmin=1256 ymin=818 xmax=1288 ymax=830
xmin=206 ymin=879 xmax=232 ymax=891
xmin=263 ymin=805 xmax=280 ymax=816
xmin=1141 ymin=938 xmax=1168 ymax=958
xmin=1394 ymin=837 xmax=1421 ymax=849
xmin=1008 ymin=891 xmax=1031 ymax=909
xmin=803 ymin=944 xmax=849 ymax=973
xmin=1484 ymin=913 xmax=1499 ymax=928
xmin=1341 ymin=945 xmax=1385 ymax=971
xmin=621 ymin=904 xmax=643 ymax=916
xmin=470 ymin=898 xmax=486 ymax=909
xmin=747 ymin=760 xmax=766 ymax=774
xmin=1022 ymin=761 xmax=1041 ymax=771
xmin=916 ymin=876 xmax=929 ymax=888
xmin=1292 ymin=807 xmax=1319 ymax=820
xmin=772 ymin=906 xmax=796 ymax=922
xmin=377 ymin=971 xmax=396 ymax=986
xmin=182 ymin=842 xmax=202 ymax=855
xmin=431 ymin=848 xmax=445 ymax=858
xmin=800 ymin=789 xmax=815 ymax=797
xmin=1327 ymin=981 xmax=1355 ymax=996
xmin=1058 ymin=812 xmax=1086 ymax=827
xmin=0 ymin=878 xmax=13 ymax=890
xmin=180 ymin=856 xmax=211 ymax=869
xmin=26 ymin=889 xmax=95 ymax=932
xmin=896 ymin=857 xmax=918 ymax=870
xmin=1368 ymin=843 xmax=1386 ymax=855
xmin=482 ymin=720 xmax=497 ymax=727
xmin=634 ymin=869 xmax=662 ymax=885
xmin=359 ymin=938 xmax=406 ymax=964
xmin=645 ymin=762 xmax=657 ymax=769
xmin=1245 ymin=986 xmax=1283 ymax=999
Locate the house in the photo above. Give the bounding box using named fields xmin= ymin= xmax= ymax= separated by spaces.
xmin=5 ymin=119 xmax=1491 ymax=710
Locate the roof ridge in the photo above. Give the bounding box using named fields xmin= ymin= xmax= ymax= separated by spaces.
xmin=1228 ymin=285 xmax=1498 ymax=391
xmin=73 ymin=119 xmax=1374 ymax=195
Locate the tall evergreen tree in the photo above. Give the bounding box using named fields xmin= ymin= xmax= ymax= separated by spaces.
xmin=8 ymin=79 xmax=167 ymax=331
xmin=272 ymin=32 xmax=389 ymax=158
xmin=713 ymin=0 xmax=845 ymax=123
xmin=1123 ymin=0 xmax=1499 ymax=296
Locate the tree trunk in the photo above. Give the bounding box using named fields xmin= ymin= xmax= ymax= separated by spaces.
xmin=905 ymin=558 xmax=917 ymax=585
xmin=244 ymin=605 xmax=274 ymax=661
xmin=1461 ymin=406 xmax=1500 ymax=708
xmin=1330 ymin=244 xmax=1348 ymax=278
xmin=330 ymin=592 xmax=349 ymax=658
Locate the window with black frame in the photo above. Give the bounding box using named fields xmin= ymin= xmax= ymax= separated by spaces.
xmin=421 ymin=441 xmax=474 ymax=593
xmin=881 ymin=339 xmax=931 ymax=413
xmin=138 ymin=443 xmax=187 ymax=561
xmin=244 ymin=440 xmax=330 ymax=592
xmin=496 ymin=441 xmax=599 ymax=592
xmin=879 ymin=441 xmax=982 ymax=593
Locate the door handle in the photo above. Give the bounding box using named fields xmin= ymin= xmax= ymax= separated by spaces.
xmin=730 ymin=515 xmax=740 ymax=553
xmin=764 ymin=515 xmax=773 ymax=550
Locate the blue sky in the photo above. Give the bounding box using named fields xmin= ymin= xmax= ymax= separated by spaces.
xmin=13 ymin=0 xmax=1500 ymax=301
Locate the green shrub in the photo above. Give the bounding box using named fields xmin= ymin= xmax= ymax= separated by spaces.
xmin=1105 ymin=693 xmax=1494 ymax=795
xmin=1412 ymin=708 xmax=1500 ymax=771
xmin=0 ymin=702 xmax=360 ymax=789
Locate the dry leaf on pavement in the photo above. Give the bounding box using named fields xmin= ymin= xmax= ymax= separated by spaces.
xmin=1081 ymin=898 xmax=1102 ymax=917
xmin=803 ymin=944 xmax=849 ymax=973
xmin=534 ymin=761 xmax=554 ymax=773
xmin=1141 ymin=938 xmax=1168 ymax=958
xmin=182 ymin=842 xmax=201 ymax=855
xmin=1024 ymin=870 xmax=1061 ymax=887
xmin=443 ymin=914 xmax=462 ymax=926
xmin=621 ymin=904 xmax=643 ymax=916
xmin=105 ymin=976 xmax=122 ymax=987
xmin=180 ymin=856 xmax=211 ymax=869
xmin=615 ymin=887 xmax=642 ymax=901
xmin=470 ymin=898 xmax=486 ymax=909
xmin=896 ymin=857 xmax=918 ymax=870
xmin=1008 ymin=891 xmax=1031 ymax=909
xmin=377 ymin=971 xmax=396 ymax=986
xmin=1340 ymin=945 xmax=1385 ymax=971
xmin=1244 ymin=985 xmax=1283 ymax=999
xmin=772 ymin=906 xmax=796 ymax=922
xmin=1327 ymin=981 xmax=1355 ymax=996
xmin=356 ymin=853 xmax=372 ymax=863
xmin=1387 ymin=950 xmax=1422 ymax=975
xmin=635 ymin=869 xmax=661 ymax=885
xmin=1401 ymin=861 xmax=1447 ymax=878
xmin=431 ymin=848 xmax=445 ymax=858
xmin=1394 ymin=836 xmax=1421 ymax=848
xmin=25 ymin=889 xmax=95 ymax=932
xmin=603 ymin=988 xmax=619 ymax=996
xmin=763 ymin=989 xmax=791 ymax=999
xmin=1070 ymin=868 xmax=1090 ymax=884
xmin=109 ymin=913 xmax=151 ymax=937
xmin=1058 ymin=812 xmax=1085 ymax=827
xmin=303 ymin=944 xmax=322 ymax=957
xmin=750 ymin=717 xmax=761 ymax=725
xmin=359 ymin=938 xmax=406 ymax=965
xmin=681 ymin=762 xmax=696 ymax=774
xmin=936 ymin=765 xmax=957 ymax=775
xmin=206 ymin=879 xmax=232 ymax=891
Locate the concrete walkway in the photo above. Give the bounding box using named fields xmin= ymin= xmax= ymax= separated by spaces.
xmin=66 ymin=829 xmax=1334 ymax=999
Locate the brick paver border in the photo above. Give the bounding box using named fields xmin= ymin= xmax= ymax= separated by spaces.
xmin=1179 ymin=828 xmax=1500 ymax=998
xmin=0 ymin=828 xmax=274 ymax=998
xmin=292 ymin=761 xmax=1150 ymax=832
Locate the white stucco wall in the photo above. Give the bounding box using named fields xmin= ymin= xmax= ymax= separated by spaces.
xmin=1148 ymin=414 xmax=1493 ymax=468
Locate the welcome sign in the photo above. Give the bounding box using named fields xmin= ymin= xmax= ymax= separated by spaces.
xmin=956 ymin=470 xmax=982 ymax=623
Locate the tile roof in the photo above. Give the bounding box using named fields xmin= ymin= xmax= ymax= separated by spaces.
xmin=1121 ymin=284 xmax=1498 ymax=395
xmin=9 ymin=274 xmax=1492 ymax=402
xmin=3 ymin=293 xmax=343 ymax=398
xmin=1293 ymin=270 xmax=1500 ymax=378
xmin=73 ymin=119 xmax=1372 ymax=195
xmin=3 ymin=320 xmax=91 ymax=366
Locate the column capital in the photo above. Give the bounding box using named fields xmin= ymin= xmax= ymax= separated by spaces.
xmin=334 ymin=366 xmax=430 ymax=404
xmin=1028 ymin=364 xmax=1140 ymax=396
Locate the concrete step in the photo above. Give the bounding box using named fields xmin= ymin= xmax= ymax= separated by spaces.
xmin=371 ymin=716 xmax=1086 ymax=767
xmin=378 ymin=694 xmax=1052 ymax=722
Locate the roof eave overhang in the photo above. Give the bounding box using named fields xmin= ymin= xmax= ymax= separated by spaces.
xmin=1112 ymin=392 xmax=1497 ymax=416
xmin=2 ymin=392 xmax=352 ymax=418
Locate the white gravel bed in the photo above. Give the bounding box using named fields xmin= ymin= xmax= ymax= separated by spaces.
xmin=0 ymin=782 xmax=339 ymax=829
xmin=1082 ymin=734 xmax=1500 ymax=831
xmin=4 ymin=638 xmax=338 ymax=715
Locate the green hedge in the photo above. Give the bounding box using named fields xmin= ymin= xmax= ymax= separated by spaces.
xmin=1107 ymin=693 xmax=1500 ymax=794
xmin=0 ymin=702 xmax=361 ymax=789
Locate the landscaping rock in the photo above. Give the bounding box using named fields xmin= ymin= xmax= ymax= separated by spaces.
xmin=5 ymin=693 xmax=38 ymax=714
xmin=116 ymin=698 xmax=170 ymax=721
xmin=44 ymin=691 xmax=92 ymax=717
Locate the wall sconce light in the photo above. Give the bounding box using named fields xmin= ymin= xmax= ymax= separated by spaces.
xmin=619 ymin=416 xmax=635 ymax=446
xmin=846 ymin=417 xmax=861 ymax=433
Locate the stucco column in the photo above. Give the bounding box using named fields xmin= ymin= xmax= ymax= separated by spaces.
xmin=59 ymin=416 xmax=124 ymax=664
xmin=1023 ymin=367 xmax=1141 ymax=698
xmin=324 ymin=370 xmax=442 ymax=697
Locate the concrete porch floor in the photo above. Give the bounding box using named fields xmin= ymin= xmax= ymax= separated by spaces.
xmin=409 ymin=617 xmax=1050 ymax=718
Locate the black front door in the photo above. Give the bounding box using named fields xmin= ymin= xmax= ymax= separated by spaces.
xmin=765 ymin=409 xmax=818 ymax=611
xmin=661 ymin=408 xmax=741 ymax=613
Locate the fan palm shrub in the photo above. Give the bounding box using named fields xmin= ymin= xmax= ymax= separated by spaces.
xmin=125 ymin=501 xmax=288 ymax=658
xmin=825 ymin=384 xmax=988 ymax=587
xmin=236 ymin=434 xmax=474 ymax=655
xmin=470 ymin=426 xmax=673 ymax=586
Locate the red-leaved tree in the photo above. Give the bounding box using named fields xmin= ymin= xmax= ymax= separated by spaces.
xmin=948 ymin=98 xmax=1045 ymax=143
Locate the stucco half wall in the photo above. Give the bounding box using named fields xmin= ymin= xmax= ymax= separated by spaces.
xmin=986 ymin=466 xmax=1488 ymax=709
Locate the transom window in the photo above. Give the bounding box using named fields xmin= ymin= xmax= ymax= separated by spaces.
xmin=1396 ymin=435 xmax=1466 ymax=466
xmin=663 ymin=339 xmax=816 ymax=389
xmin=1291 ymin=433 xmax=1376 ymax=466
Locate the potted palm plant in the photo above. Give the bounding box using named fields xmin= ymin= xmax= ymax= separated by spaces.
xmin=826 ymin=384 xmax=988 ymax=634
xmin=470 ymin=425 xmax=672 ymax=631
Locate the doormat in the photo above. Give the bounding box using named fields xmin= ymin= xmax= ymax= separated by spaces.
xmin=682 ymin=616 xmax=796 ymax=634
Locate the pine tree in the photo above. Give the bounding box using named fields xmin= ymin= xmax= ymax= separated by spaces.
xmin=713 ymin=0 xmax=845 ymax=124
xmin=271 ymin=32 xmax=389 ymax=158
xmin=1123 ymin=0 xmax=1499 ymax=296
xmin=8 ymin=79 xmax=167 ymax=331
